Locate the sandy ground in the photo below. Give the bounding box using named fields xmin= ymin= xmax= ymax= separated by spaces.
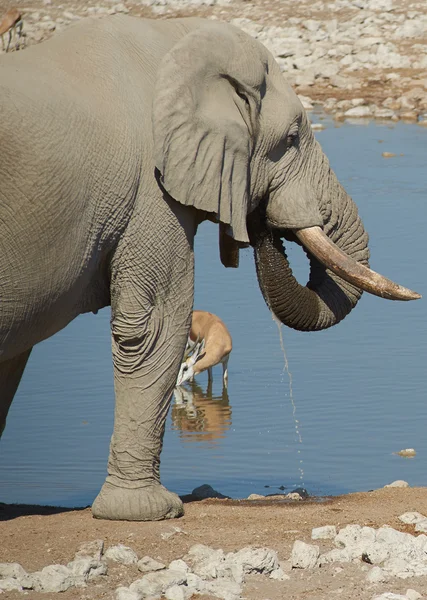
xmin=2 ymin=487 xmax=427 ymax=599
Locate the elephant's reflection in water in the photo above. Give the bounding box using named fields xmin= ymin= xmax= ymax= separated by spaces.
xmin=172 ymin=382 xmax=232 ymax=445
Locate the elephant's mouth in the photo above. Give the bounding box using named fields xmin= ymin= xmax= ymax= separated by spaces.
xmin=245 ymin=205 xmax=420 ymax=332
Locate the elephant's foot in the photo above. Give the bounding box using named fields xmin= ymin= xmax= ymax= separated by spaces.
xmin=91 ymin=482 xmax=184 ymax=521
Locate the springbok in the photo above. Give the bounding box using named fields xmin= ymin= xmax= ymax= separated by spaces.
xmin=176 ymin=310 xmax=232 ymax=388
xmin=0 ymin=8 xmax=24 ymax=53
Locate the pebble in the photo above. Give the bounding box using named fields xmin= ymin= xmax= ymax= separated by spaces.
xmin=382 ymin=152 xmax=396 ymax=158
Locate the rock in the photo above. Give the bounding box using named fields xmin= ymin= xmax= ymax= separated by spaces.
xmin=398 ymin=512 xmax=427 ymax=525
xmin=229 ymin=547 xmax=279 ymax=575
xmin=286 ymin=492 xmax=303 ymax=500
xmin=311 ymin=123 xmax=325 ymax=131
xmin=382 ymin=152 xmax=396 ymax=158
xmin=400 ymin=112 xmax=419 ymax=121
xmin=0 ymin=577 xmax=23 ymax=591
xmin=202 ymin=578 xmax=242 ymax=600
xmin=414 ymin=520 xmax=427 ymax=533
xmin=0 ymin=563 xmax=28 ymax=580
xmin=335 ymin=525 xmax=376 ymax=550
xmin=396 ymin=448 xmax=416 ymax=457
xmin=32 ymin=565 xmax=75 ymax=593
xmin=138 ymin=556 xmax=166 ymax=572
xmin=104 ymin=544 xmax=138 ymax=564
xmin=115 ymin=586 xmax=141 ymax=600
xmin=344 ymin=106 xmax=372 ymax=118
xmin=372 ymin=595 xmax=408 ymax=600
xmin=192 ymin=484 xmax=230 ymax=499
xmin=67 ymin=558 xmax=108 ymax=583
xmin=318 ymin=548 xmax=352 ymax=565
xmin=75 ymin=539 xmax=104 ymax=561
xmin=165 ymin=584 xmax=187 ymax=600
xmin=291 ymin=540 xmax=319 ymax=569
xmin=362 ymin=542 xmax=392 ymax=565
xmin=161 ymin=526 xmax=187 ymax=540
xmin=366 ymin=566 xmax=387 ymax=583
xmin=295 ymin=69 xmax=316 ymax=87
xmin=63 ymin=11 xmax=80 ymax=20
xmin=130 ymin=569 xmax=187 ymax=598
xmin=270 ymin=567 xmax=290 ymax=580
xmin=168 ymin=560 xmax=189 ymax=573
xmin=374 ymin=108 xmax=396 ymax=119
xmin=312 ymin=525 xmax=337 ymax=540
xmin=405 ymin=590 xmax=422 ymax=600
xmin=247 ymin=493 xmax=265 ymax=500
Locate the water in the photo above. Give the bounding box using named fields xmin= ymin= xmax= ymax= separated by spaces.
xmin=1 ymin=116 xmax=426 ymax=507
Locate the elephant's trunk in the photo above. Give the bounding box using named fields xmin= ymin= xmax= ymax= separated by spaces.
xmin=251 ymin=154 xmax=419 ymax=332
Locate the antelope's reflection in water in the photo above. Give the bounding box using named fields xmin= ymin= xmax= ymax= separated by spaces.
xmin=172 ymin=382 xmax=232 ymax=445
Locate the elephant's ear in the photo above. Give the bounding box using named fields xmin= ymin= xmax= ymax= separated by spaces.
xmin=153 ymin=23 xmax=253 ymax=244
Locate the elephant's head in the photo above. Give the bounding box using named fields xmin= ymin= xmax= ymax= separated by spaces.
xmin=153 ymin=22 xmax=420 ymax=331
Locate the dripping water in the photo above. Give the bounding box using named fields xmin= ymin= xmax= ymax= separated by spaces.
xmin=273 ymin=314 xmax=304 ymax=485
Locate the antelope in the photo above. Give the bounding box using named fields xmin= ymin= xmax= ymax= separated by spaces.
xmin=176 ymin=310 xmax=232 ymax=388
xmin=0 ymin=8 xmax=24 ymax=53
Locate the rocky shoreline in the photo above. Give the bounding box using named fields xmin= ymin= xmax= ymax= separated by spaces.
xmin=2 ymin=512 xmax=427 ymax=599
xmin=2 ymin=0 xmax=427 ymax=124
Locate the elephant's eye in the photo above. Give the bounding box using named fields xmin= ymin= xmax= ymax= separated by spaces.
xmin=236 ymin=89 xmax=250 ymax=108
xmin=286 ymin=132 xmax=298 ymax=147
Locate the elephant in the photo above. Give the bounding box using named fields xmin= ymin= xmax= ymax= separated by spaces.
xmin=0 ymin=15 xmax=420 ymax=522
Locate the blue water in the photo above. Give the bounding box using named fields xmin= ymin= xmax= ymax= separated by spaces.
xmin=1 ymin=116 xmax=426 ymax=507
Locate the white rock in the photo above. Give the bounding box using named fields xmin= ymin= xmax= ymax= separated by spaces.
xmin=168 ymin=560 xmax=189 ymax=573
xmin=318 ymin=548 xmax=352 ymax=565
xmin=399 ymin=513 xmax=427 ymax=525
xmin=0 ymin=577 xmax=23 ymax=591
xmin=115 ymin=586 xmax=141 ymax=600
xmin=32 ymin=565 xmax=75 ymax=593
xmin=312 ymin=525 xmax=337 ymax=540
xmin=372 ymin=595 xmax=408 ymax=600
xmin=104 ymin=544 xmax=138 ymax=564
xmin=270 ymin=567 xmax=290 ymax=580
xmin=344 ymin=106 xmax=373 ymax=117
xmin=335 ymin=525 xmax=376 ymax=550
xmin=0 ymin=563 xmax=28 ymax=581
xmin=361 ymin=542 xmax=391 ymax=565
xmin=186 ymin=572 xmax=204 ymax=591
xmin=376 ymin=527 xmax=412 ymax=546
xmin=67 ymin=558 xmax=107 ymax=583
xmin=414 ymin=520 xmax=427 ymax=533
xmin=130 ymin=569 xmax=187 ymax=597
xmin=247 ymin=493 xmax=265 ymax=500
xmin=384 ymin=480 xmax=409 ymax=488
xmin=405 ymin=590 xmax=422 ymax=600
xmin=382 ymin=557 xmax=413 ymax=579
xmin=165 ymin=584 xmax=186 ymax=600
xmin=75 ymin=539 xmax=104 ymax=561
xmin=203 ymin=578 xmax=242 ymax=600
xmin=285 ymin=492 xmax=303 ymax=500
xmin=138 ymin=556 xmax=166 ymax=572
xmin=228 ymin=547 xmax=279 ymax=574
xmin=291 ymin=540 xmax=319 ymax=569
xmin=366 ymin=566 xmax=387 ymax=583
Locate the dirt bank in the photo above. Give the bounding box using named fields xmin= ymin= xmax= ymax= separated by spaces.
xmin=2 ymin=486 xmax=427 ymax=599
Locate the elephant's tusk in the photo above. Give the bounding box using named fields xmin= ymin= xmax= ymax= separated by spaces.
xmin=294 ymin=226 xmax=421 ymax=301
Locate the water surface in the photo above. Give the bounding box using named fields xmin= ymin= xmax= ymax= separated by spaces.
xmin=1 ymin=116 xmax=426 ymax=506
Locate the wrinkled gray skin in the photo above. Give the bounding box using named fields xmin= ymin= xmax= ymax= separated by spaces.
xmin=0 ymin=15 xmax=392 ymax=521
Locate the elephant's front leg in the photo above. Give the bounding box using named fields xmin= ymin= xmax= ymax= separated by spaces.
xmin=92 ymin=206 xmax=195 ymax=521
